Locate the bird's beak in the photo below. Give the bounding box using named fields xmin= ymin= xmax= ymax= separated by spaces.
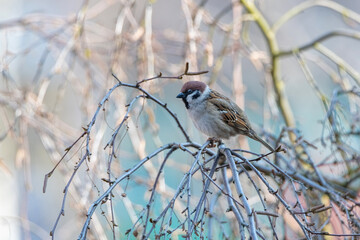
xmin=176 ymin=92 xmax=185 ymax=98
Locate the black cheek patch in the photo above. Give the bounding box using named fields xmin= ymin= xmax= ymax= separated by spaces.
xmin=192 ymin=91 xmax=200 ymax=100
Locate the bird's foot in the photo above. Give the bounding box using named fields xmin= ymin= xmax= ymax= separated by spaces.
xmin=207 ymin=137 xmax=222 ymax=148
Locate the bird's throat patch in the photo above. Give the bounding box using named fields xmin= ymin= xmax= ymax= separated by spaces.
xmin=182 ymin=98 xmax=189 ymax=109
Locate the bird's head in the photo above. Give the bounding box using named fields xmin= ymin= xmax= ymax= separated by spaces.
xmin=176 ymin=81 xmax=208 ymax=109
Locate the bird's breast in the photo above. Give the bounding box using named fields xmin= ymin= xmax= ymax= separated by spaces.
xmin=187 ymin=102 xmax=231 ymax=139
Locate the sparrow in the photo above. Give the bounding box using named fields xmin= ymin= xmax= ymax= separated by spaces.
xmin=176 ymin=81 xmax=274 ymax=151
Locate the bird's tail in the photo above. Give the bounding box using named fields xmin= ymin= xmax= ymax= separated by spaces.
xmin=249 ymin=132 xmax=274 ymax=152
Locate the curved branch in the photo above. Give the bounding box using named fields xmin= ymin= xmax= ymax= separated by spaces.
xmin=276 ymin=30 xmax=360 ymax=58
xmin=112 ymin=73 xmax=192 ymax=142
xmin=315 ymin=44 xmax=360 ymax=85
xmin=272 ymin=0 xmax=360 ymax=33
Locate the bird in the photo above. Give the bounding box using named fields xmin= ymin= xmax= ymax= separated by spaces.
xmin=176 ymin=81 xmax=274 ymax=151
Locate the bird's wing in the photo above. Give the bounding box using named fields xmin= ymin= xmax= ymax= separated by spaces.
xmin=208 ymin=90 xmax=251 ymax=132
xmin=208 ymin=90 xmax=274 ymax=151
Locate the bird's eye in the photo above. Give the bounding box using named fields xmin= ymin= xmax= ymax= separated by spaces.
xmin=186 ymin=89 xmax=193 ymax=94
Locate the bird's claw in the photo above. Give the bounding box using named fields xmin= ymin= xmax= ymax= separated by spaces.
xmin=207 ymin=137 xmax=222 ymax=148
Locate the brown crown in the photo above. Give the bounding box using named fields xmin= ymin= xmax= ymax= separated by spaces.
xmin=180 ymin=81 xmax=206 ymax=93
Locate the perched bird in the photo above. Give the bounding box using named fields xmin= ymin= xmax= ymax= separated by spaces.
xmin=176 ymin=81 xmax=274 ymax=151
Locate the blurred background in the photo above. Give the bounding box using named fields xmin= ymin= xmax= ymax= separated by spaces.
xmin=0 ymin=0 xmax=360 ymax=239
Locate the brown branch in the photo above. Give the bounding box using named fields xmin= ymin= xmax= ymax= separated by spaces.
xmin=135 ymin=62 xmax=209 ymax=85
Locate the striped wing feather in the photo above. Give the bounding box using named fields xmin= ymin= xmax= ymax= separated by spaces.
xmin=208 ymin=90 xmax=251 ymax=133
xmin=207 ymin=90 xmax=274 ymax=151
